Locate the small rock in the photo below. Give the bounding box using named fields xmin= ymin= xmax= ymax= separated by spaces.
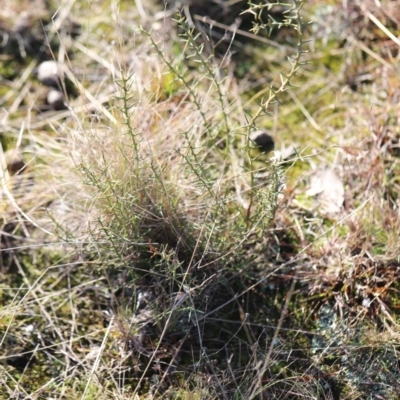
xmin=37 ymin=60 xmax=62 ymax=87
xmin=5 ymin=150 xmax=26 ymax=175
xmin=362 ymin=298 xmax=371 ymax=308
xmin=23 ymin=324 xmax=35 ymax=334
xmin=47 ymin=89 xmax=66 ymax=110
xmin=250 ymin=130 xmax=275 ymax=153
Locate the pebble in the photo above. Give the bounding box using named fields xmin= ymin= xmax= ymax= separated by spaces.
xmin=250 ymin=130 xmax=275 ymax=153
xmin=47 ymin=89 xmax=66 ymax=110
xmin=5 ymin=150 xmax=26 ymax=175
xmin=37 ymin=60 xmax=62 ymax=87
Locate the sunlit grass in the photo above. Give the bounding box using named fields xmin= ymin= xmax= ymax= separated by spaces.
xmin=1 ymin=1 xmax=400 ymax=399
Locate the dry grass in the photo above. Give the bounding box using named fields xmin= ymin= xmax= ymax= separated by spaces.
xmin=1 ymin=0 xmax=400 ymax=399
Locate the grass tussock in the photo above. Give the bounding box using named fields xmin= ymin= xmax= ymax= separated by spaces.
xmin=1 ymin=0 xmax=400 ymax=399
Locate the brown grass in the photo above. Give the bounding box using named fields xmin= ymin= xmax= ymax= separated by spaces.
xmin=1 ymin=1 xmax=400 ymax=399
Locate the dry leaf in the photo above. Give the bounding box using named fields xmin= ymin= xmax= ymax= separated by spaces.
xmin=306 ymin=168 xmax=344 ymax=214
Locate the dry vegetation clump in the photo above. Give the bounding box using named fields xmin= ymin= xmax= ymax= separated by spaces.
xmin=1 ymin=0 xmax=400 ymax=399
xmin=0 ymin=0 xmax=49 ymax=61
